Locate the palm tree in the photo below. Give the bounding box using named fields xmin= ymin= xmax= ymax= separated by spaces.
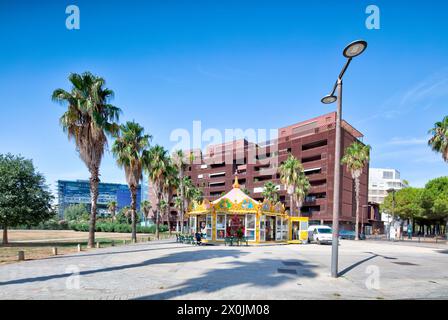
xmin=112 ymin=121 xmax=151 ymax=242
xmin=161 ymin=161 xmax=178 ymax=234
xmin=52 ymin=72 xmax=120 ymax=248
xmin=172 ymin=150 xmax=194 ymax=233
xmin=173 ymin=196 xmax=183 ymax=232
xmin=144 ymin=145 xmax=169 ymax=240
xmin=107 ymin=201 xmax=117 ymax=221
xmin=428 ymin=116 xmax=448 ymax=162
xmin=262 ymin=181 xmax=279 ymax=203
xmin=279 ymin=154 xmax=308 ymax=217
xmin=141 ymin=200 xmax=152 ymax=226
xmin=295 ymin=173 xmax=311 ymax=216
xmin=341 ymin=141 xmax=371 ymax=240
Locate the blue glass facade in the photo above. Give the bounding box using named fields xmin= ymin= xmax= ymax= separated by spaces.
xmin=57 ymin=180 xmax=141 ymax=218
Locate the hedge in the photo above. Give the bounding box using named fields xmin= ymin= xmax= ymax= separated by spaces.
xmin=67 ymin=222 xmax=168 ymax=234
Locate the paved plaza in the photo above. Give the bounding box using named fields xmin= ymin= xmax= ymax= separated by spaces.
xmin=0 ymin=239 xmax=447 ymax=300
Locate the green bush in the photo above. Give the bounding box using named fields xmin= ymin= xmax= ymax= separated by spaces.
xmin=67 ymin=221 xmax=168 ymax=234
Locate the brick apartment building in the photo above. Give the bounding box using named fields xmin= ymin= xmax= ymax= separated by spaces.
xmin=152 ymin=112 xmax=376 ymax=230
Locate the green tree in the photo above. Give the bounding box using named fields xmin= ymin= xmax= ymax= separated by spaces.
xmin=428 ymin=116 xmax=448 ymax=162
xmin=144 ymin=145 xmax=169 ymax=240
xmin=115 ymin=206 xmax=141 ymax=225
xmin=341 ymin=142 xmax=371 ymax=240
xmin=112 ymin=121 xmax=151 ymax=242
xmin=262 ymin=181 xmax=279 ymax=203
xmin=421 ymin=177 xmax=448 ymax=235
xmin=279 ymin=154 xmax=309 ymax=217
xmin=107 ymin=201 xmax=117 ymax=221
xmin=64 ymin=203 xmax=89 ymax=222
xmin=242 ymin=188 xmax=251 ymax=196
xmin=52 ymin=72 xmax=121 ymax=248
xmin=172 ymin=150 xmax=194 ymax=233
xmin=161 ymin=160 xmax=178 ymax=234
xmin=381 ymin=187 xmax=424 ymax=222
xmin=0 ymin=154 xmax=54 ymax=244
xmin=141 ymin=200 xmax=152 ymax=225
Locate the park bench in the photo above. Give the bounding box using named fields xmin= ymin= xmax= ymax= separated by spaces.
xmin=238 ymin=236 xmax=249 ymax=246
xmin=224 ymin=236 xmax=234 ymax=246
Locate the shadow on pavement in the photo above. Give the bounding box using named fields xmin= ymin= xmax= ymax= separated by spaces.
xmin=0 ymin=249 xmax=247 ymax=286
xmin=133 ymin=257 xmax=318 ymax=300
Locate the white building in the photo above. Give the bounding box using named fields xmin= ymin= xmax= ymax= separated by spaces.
xmin=368 ymin=168 xmax=407 ymax=230
xmin=368 ymin=168 xmax=407 ymax=204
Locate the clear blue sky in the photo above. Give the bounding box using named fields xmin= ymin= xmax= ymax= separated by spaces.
xmin=0 ymin=0 xmax=447 ymax=194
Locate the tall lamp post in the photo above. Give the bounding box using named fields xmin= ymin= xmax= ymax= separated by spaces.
xmin=321 ymin=40 xmax=368 ymax=278
xmin=386 ymin=188 xmax=396 ymax=241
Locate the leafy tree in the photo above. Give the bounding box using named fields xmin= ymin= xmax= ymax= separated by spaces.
xmin=428 ymin=116 xmax=448 ymax=162
xmin=160 ymin=160 xmax=178 ymax=233
xmin=64 ymin=203 xmax=89 ymax=222
xmin=341 ymin=142 xmax=371 ymax=240
xmin=141 ymin=200 xmax=152 ymax=222
xmin=0 ymin=154 xmax=54 ymax=244
xmin=262 ymin=181 xmax=279 ymax=203
xmin=115 ymin=206 xmax=141 ymax=225
xmin=52 ymin=72 xmax=121 ymax=248
xmin=381 ymin=187 xmax=424 ymax=222
xmin=242 ymin=188 xmax=251 ymax=196
xmin=112 ymin=121 xmax=151 ymax=242
xmin=421 ymin=177 xmax=448 ymax=235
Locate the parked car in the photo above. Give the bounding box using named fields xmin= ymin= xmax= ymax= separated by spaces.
xmin=307 ymin=225 xmax=333 ymax=244
xmin=339 ymin=230 xmax=366 ymax=240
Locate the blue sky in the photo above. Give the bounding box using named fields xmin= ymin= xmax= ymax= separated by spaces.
xmin=0 ymin=0 xmax=447 ymax=194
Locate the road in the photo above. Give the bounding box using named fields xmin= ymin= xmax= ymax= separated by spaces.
xmin=0 ymin=239 xmax=447 ymax=300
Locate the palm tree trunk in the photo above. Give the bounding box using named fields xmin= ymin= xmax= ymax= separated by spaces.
xmin=88 ymin=167 xmax=100 ymax=248
xmin=130 ymin=185 xmax=137 ymax=242
xmin=355 ymin=177 xmax=360 ymax=241
xmin=155 ymin=204 xmax=160 ymax=240
xmin=2 ymin=222 xmax=8 ymax=245
xmin=290 ymin=194 xmax=294 ymax=217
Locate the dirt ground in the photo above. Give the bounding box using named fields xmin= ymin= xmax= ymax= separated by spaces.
xmin=0 ymin=230 xmax=169 ymax=265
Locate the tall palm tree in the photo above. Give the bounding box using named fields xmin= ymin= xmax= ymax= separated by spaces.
xmin=173 ymin=196 xmax=183 ymax=232
xmin=141 ymin=200 xmax=152 ymax=226
xmin=262 ymin=181 xmax=279 ymax=203
xmin=112 ymin=121 xmax=151 ymax=242
xmin=295 ymin=173 xmax=311 ymax=216
xmin=52 ymin=72 xmax=120 ymax=248
xmin=428 ymin=116 xmax=448 ymax=162
xmin=341 ymin=141 xmax=371 ymax=241
xmin=161 ymin=161 xmax=178 ymax=234
xmin=279 ymin=154 xmax=308 ymax=217
xmin=172 ymin=150 xmax=194 ymax=233
xmin=107 ymin=201 xmax=117 ymax=221
xmin=144 ymin=145 xmax=169 ymax=240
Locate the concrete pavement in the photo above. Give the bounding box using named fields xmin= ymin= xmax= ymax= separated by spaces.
xmin=0 ymin=239 xmax=447 ymax=300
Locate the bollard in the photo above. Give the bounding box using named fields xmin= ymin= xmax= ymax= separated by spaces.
xmin=18 ymin=251 xmax=25 ymax=261
xmin=52 ymin=247 xmax=58 ymax=256
xmin=123 ymin=240 xmax=126 ymax=245
xmin=111 ymin=240 xmax=115 ymax=247
xmin=132 ymin=238 xmax=136 ymax=244
xmin=96 ymin=242 xmax=100 ymax=248
xmin=77 ymin=244 xmax=82 ymax=252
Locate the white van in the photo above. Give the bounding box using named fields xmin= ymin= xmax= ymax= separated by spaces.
xmin=307 ymin=225 xmax=333 ymax=245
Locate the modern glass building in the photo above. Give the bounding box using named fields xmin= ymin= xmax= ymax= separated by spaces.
xmin=57 ymin=180 xmax=141 ymax=218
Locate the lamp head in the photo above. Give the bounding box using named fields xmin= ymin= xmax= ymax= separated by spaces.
xmin=321 ymin=95 xmax=337 ymax=104
xmin=343 ymin=40 xmax=368 ymax=58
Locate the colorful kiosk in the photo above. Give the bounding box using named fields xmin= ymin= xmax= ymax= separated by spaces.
xmin=186 ymin=176 xmax=309 ymax=244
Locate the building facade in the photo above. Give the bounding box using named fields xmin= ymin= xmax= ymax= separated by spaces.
xmin=57 ymin=180 xmax=141 ymax=218
xmin=368 ymin=168 xmax=406 ymax=204
xmin=368 ymin=168 xmax=407 ymax=230
xmin=179 ymin=112 xmax=372 ymax=230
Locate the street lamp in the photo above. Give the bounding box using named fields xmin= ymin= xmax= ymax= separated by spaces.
xmin=386 ymin=188 xmax=396 ymax=241
xmin=321 ymin=40 xmax=368 ymax=278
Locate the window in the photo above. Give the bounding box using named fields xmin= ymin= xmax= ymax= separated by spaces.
xmin=216 ymin=214 xmax=226 ymax=240
xmin=382 ymin=171 xmax=393 ymax=179
xmin=259 ymin=215 xmax=266 ymax=241
xmin=245 ymin=214 xmax=256 ymax=241
xmin=206 ymin=214 xmax=212 ymax=239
